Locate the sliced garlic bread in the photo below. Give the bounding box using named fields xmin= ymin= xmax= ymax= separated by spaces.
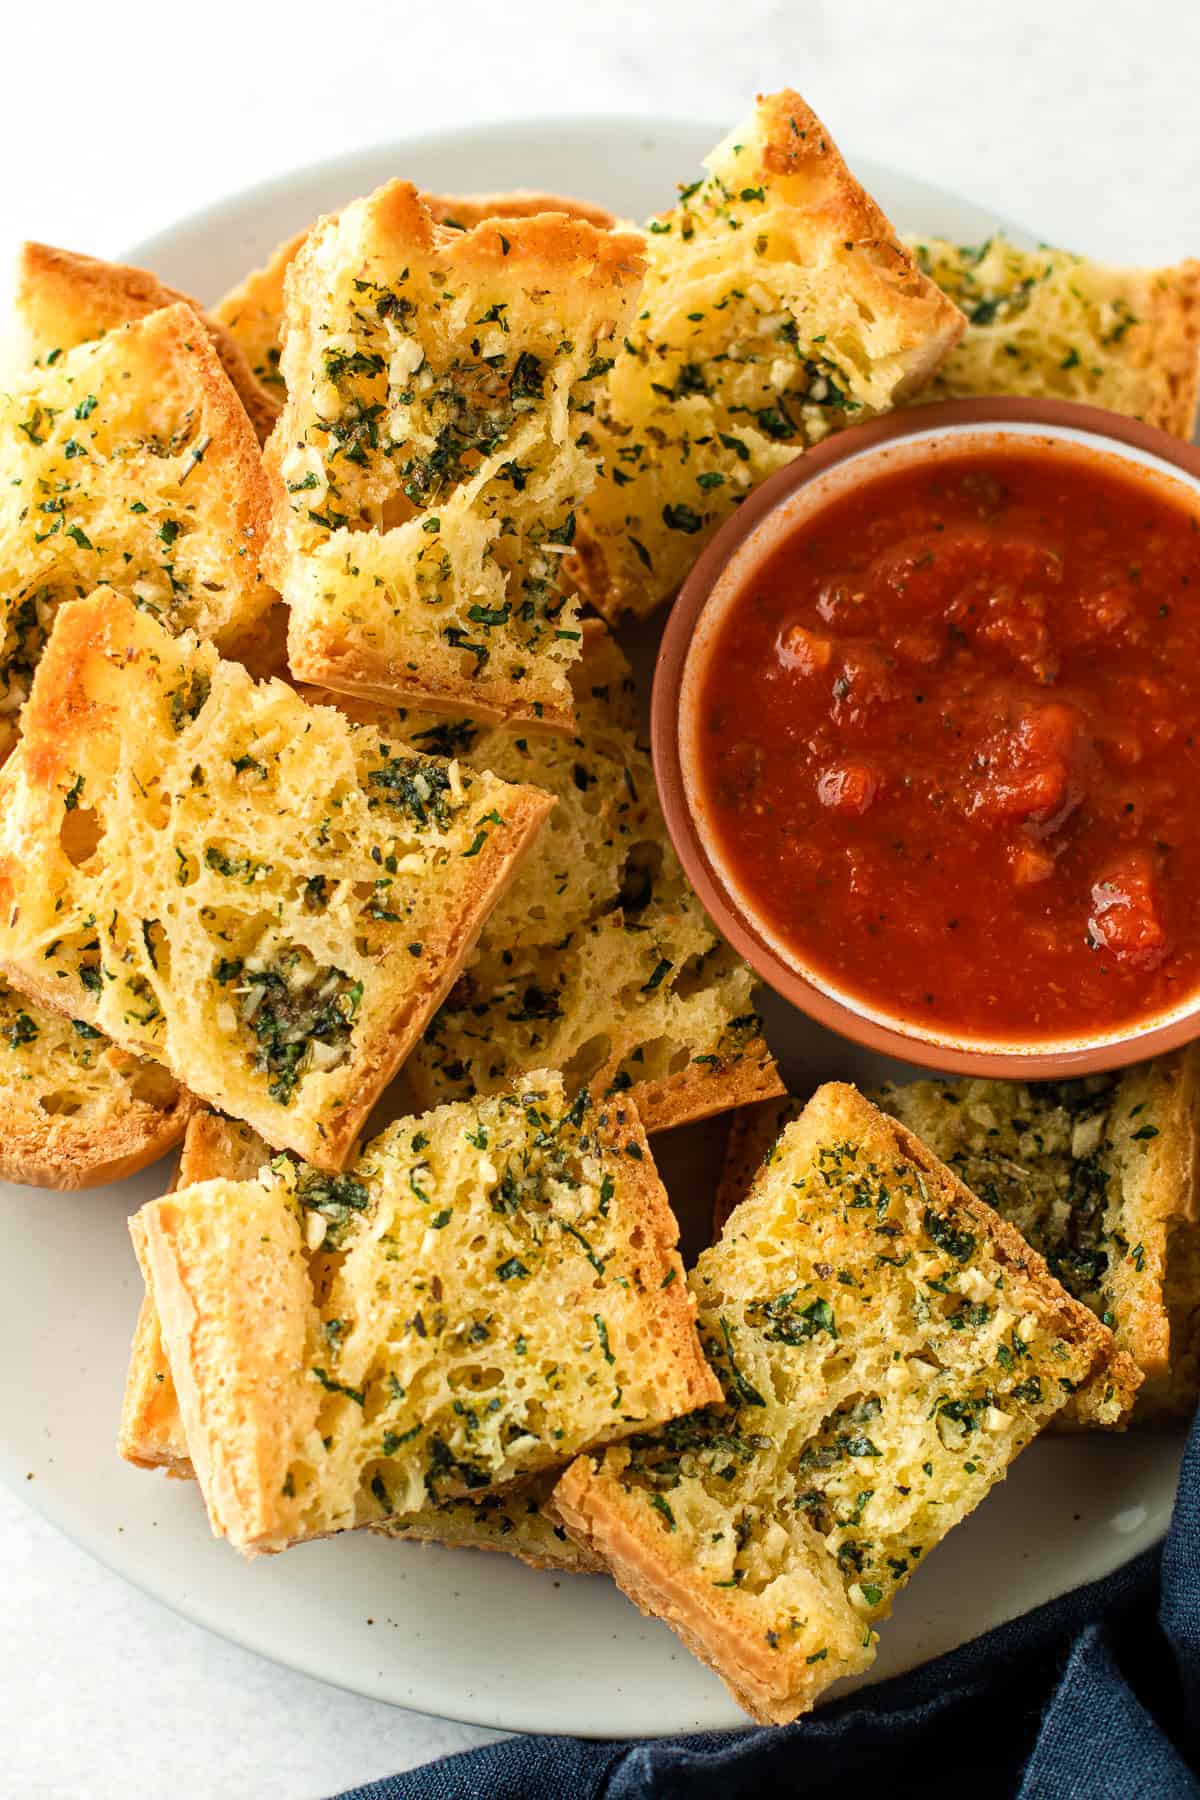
xmin=572 ymin=90 xmax=964 ymax=621
xmin=0 ymin=587 xmax=551 ymax=1168
xmin=263 ymin=182 xmax=645 ymax=728
xmin=123 ymin=1109 xmax=600 ymax=1570
xmin=876 ymin=1054 xmax=1200 ymax=1421
xmin=212 ymin=190 xmax=617 ymax=405
xmin=134 ymin=1075 xmax=718 ymax=1554
xmin=407 ymin=901 xmax=784 ymax=1134
xmin=17 ymin=242 xmax=281 ymax=443
xmin=554 ymin=1083 xmax=1132 ymax=1724
xmin=0 ymin=976 xmax=194 ymax=1189
xmin=907 ymin=236 xmax=1200 ymax=436
xmin=0 ymin=305 xmax=276 ymax=764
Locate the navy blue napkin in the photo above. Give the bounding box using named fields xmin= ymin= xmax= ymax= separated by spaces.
xmin=334 ymin=1409 xmax=1200 ymax=1800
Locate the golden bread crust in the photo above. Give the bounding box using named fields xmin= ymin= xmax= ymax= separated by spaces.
xmin=265 ymin=179 xmax=644 ymax=727
xmin=0 ymin=587 xmax=553 ymax=1168
xmin=18 ymin=241 xmax=281 ymax=444
xmin=572 ymin=89 xmax=965 ymax=622
xmin=555 ymin=1082 xmax=1134 ymax=1723
xmin=133 ymin=1077 xmax=718 ymax=1554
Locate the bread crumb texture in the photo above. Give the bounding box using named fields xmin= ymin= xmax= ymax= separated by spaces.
xmin=907 ymin=236 xmax=1200 ymax=437
xmin=134 ymin=1074 xmax=717 ymax=1554
xmin=212 ymin=190 xmax=618 ymax=406
xmin=124 ymin=1110 xmax=602 ymax=1570
xmin=555 ymin=1083 xmax=1123 ymax=1724
xmin=0 ymin=976 xmax=194 ymax=1188
xmin=264 ymin=181 xmax=645 ymax=727
xmin=0 ymin=586 xmax=551 ymax=1168
xmin=572 ymin=90 xmax=965 ymax=622
xmin=876 ymin=1053 xmax=1200 ymax=1422
xmin=0 ymin=304 xmax=275 ymax=764
xmin=396 ymin=627 xmax=783 ymax=1131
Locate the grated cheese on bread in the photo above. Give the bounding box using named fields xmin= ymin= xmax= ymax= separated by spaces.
xmin=133 ymin=1074 xmax=719 ymax=1555
xmin=571 ymin=90 xmax=965 ymax=622
xmin=16 ymin=242 xmax=281 ymax=444
xmin=212 ymin=191 xmax=617 ymax=405
xmin=0 ymin=587 xmax=552 ymax=1169
xmin=875 ymin=1054 xmax=1200 ymax=1423
xmin=906 ymin=236 xmax=1200 ymax=436
xmin=0 ymin=305 xmax=276 ymax=763
xmin=263 ymin=182 xmax=645 ymax=728
xmin=554 ymin=1083 xmax=1132 ymax=1724
xmin=0 ymin=976 xmax=195 ymax=1189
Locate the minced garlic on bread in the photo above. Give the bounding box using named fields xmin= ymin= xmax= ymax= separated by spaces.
xmin=554 ymin=1082 xmax=1132 ymax=1725
xmin=0 ymin=587 xmax=552 ymax=1169
xmin=212 ymin=191 xmax=617 ymax=405
xmin=0 ymin=976 xmax=195 ymax=1189
xmin=906 ymin=236 xmax=1200 ymax=437
xmin=0 ymin=304 xmax=275 ymax=764
xmin=407 ymin=901 xmax=783 ymax=1135
xmin=572 ymin=90 xmax=965 ymax=622
xmin=123 ymin=1109 xmax=602 ymax=1570
xmin=16 ymin=242 xmax=281 ymax=444
xmin=263 ymin=181 xmax=645 ymax=728
xmin=134 ymin=1075 xmax=719 ymax=1555
xmin=875 ymin=1054 xmax=1200 ymax=1422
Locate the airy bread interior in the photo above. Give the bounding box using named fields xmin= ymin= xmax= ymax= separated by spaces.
xmin=134 ymin=1074 xmax=718 ymax=1553
xmin=555 ymin=1083 xmax=1130 ymax=1723
xmin=0 ymin=586 xmax=551 ymax=1168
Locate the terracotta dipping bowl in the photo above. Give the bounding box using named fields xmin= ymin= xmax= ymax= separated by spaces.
xmin=651 ymin=397 xmax=1200 ymax=1078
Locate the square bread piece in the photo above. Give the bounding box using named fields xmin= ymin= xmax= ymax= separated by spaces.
xmin=134 ymin=1075 xmax=719 ymax=1555
xmin=212 ymin=190 xmax=618 ymax=405
xmin=571 ymin=90 xmax=965 ymax=622
xmin=263 ymin=181 xmax=645 ymax=729
xmin=554 ymin=1082 xmax=1130 ymax=1725
xmin=0 ymin=303 xmax=275 ymax=762
xmin=121 ymin=1109 xmax=601 ymax=1572
xmin=332 ymin=620 xmax=784 ymax=1133
xmin=17 ymin=242 xmax=281 ymax=444
xmin=875 ymin=1054 xmax=1200 ymax=1423
xmin=0 ymin=976 xmax=195 ymax=1189
xmin=906 ymin=236 xmax=1200 ymax=436
xmin=0 ymin=586 xmax=551 ymax=1168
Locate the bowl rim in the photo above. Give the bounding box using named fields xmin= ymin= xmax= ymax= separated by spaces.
xmin=651 ymin=394 xmax=1200 ymax=1078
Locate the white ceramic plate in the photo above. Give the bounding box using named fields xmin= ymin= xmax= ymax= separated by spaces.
xmin=0 ymin=116 xmax=1183 ymax=1740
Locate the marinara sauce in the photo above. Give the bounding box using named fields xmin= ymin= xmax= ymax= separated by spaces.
xmin=695 ymin=447 xmax=1200 ymax=1040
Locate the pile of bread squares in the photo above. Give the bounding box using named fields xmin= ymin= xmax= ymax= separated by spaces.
xmin=1 ymin=87 xmax=1198 ymax=1725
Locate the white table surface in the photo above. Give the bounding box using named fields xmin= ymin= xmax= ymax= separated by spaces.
xmin=1 ymin=1 xmax=1197 ymax=1793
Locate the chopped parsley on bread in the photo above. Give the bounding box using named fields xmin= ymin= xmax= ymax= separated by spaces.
xmin=263 ymin=181 xmax=645 ymax=728
xmin=875 ymin=1055 xmax=1200 ymax=1422
xmin=133 ymin=1075 xmax=718 ymax=1555
xmin=572 ymin=90 xmax=965 ymax=622
xmin=17 ymin=242 xmax=281 ymax=444
xmin=123 ymin=1109 xmax=601 ymax=1571
xmin=554 ymin=1083 xmax=1132 ymax=1724
xmin=0 ymin=305 xmax=275 ymax=763
xmin=0 ymin=977 xmax=195 ymax=1189
xmin=0 ymin=587 xmax=551 ymax=1168
xmin=213 ymin=190 xmax=617 ymax=405
xmin=907 ymin=236 xmax=1200 ymax=436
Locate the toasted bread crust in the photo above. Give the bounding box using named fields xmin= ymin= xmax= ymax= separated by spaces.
xmin=556 ymin=1082 xmax=1136 ymax=1723
xmin=0 ymin=587 xmax=554 ymax=1169
xmin=572 ymin=90 xmax=964 ymax=622
xmin=134 ymin=1081 xmax=718 ymax=1554
xmin=18 ymin=242 xmax=281 ymax=444
xmin=631 ymin=1033 xmax=785 ymax=1135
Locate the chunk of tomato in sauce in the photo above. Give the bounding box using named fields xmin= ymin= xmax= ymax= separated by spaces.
xmin=1087 ymin=849 xmax=1171 ymax=971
